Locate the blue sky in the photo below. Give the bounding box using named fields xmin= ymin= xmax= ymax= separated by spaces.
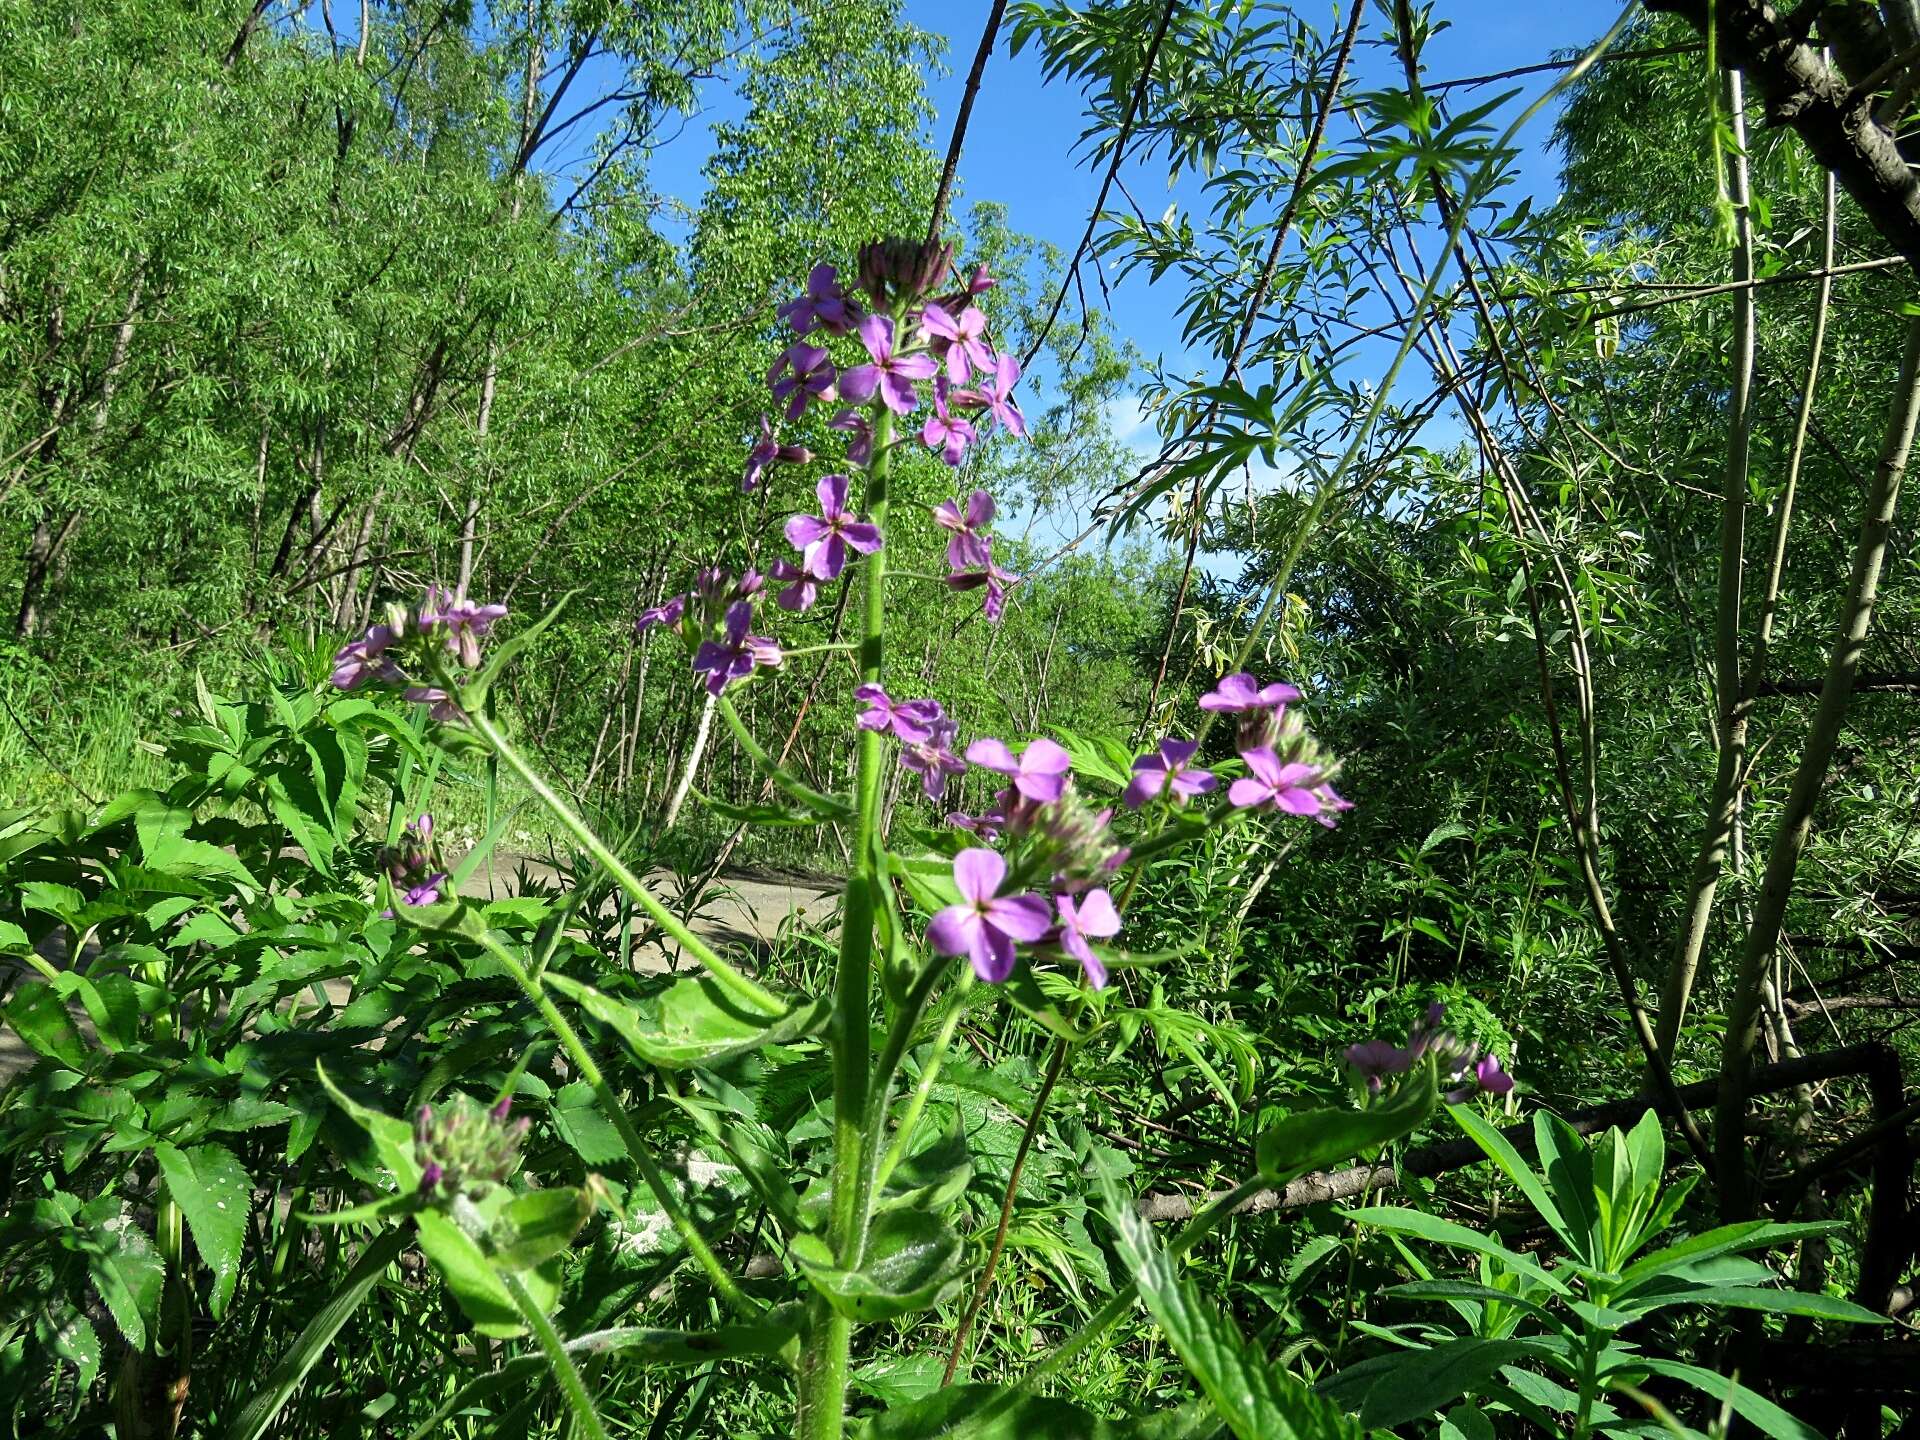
xmin=632 ymin=2 xmax=1623 ymax=374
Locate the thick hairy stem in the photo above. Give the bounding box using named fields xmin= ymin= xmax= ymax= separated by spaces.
xmin=942 ymin=1038 xmax=1069 ymax=1383
xmin=1658 ymin=70 xmax=1759 ymax=1060
xmin=1714 ymin=315 xmax=1920 ymax=1218
xmin=501 ymin=1266 xmax=611 ymax=1440
xmin=471 ymin=933 xmax=754 ymax=1314
xmin=797 ymin=405 xmax=895 ymax=1440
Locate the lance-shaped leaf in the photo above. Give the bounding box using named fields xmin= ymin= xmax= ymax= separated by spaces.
xmin=544 ymin=971 xmax=827 ymax=1069
xmin=1257 ymin=1061 xmax=1436 ymax=1185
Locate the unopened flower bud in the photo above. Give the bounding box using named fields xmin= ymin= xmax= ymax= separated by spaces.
xmin=857 ymin=237 xmax=956 ymax=307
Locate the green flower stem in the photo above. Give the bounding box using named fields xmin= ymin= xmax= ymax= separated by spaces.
xmin=463 ymin=705 xmax=777 ymax=1015
xmin=470 ymin=930 xmax=756 ymax=1317
xmin=716 ymin=696 xmax=852 ymax=817
xmin=973 ymin=1175 xmax=1267 ymax=1424
xmin=842 ymin=948 xmax=954 ymax=1249
xmin=798 ymin=402 xmax=896 ymax=1440
xmin=502 ymin=1267 xmax=611 ymax=1440
xmin=874 ymin=978 xmax=972 ymax=1191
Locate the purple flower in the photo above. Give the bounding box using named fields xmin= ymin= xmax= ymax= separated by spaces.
xmin=839 ymin=315 xmax=939 ymax=416
xmin=1474 ymin=1054 xmax=1514 ymax=1095
xmin=948 ymin=804 xmax=1007 ymax=841
xmin=692 ymin=601 xmax=782 ymax=697
xmin=419 ymin=588 xmax=508 ymax=669
xmin=829 ymin=409 xmax=873 ymax=466
xmin=778 ymin=263 xmax=859 ymax=337
xmin=401 ymin=872 xmax=450 ymax=907
xmin=785 ymin=474 xmax=883 ymax=581
xmin=900 ymin=724 xmax=968 ymax=799
xmin=1054 ymin=887 xmax=1121 ymax=989
xmin=744 ymin=416 xmax=813 ymax=493
xmin=918 ymin=302 xmax=995 ymax=383
xmin=933 ymin=489 xmax=995 ymax=571
xmin=419 ymin=1161 xmax=445 ymax=1194
xmin=771 ymin=559 xmax=820 ymax=613
xmin=958 ymin=353 xmax=1027 ymax=439
xmin=332 ymin=622 xmax=405 ymax=689
xmin=637 ymin=595 xmax=687 ymax=633
xmin=853 ymin=683 xmax=945 ymax=744
xmin=965 ymin=736 xmax=1071 ymax=804
xmin=928 ymin=848 xmax=1052 ymax=983
xmin=946 ymin=555 xmax=1017 ymax=622
xmin=402 ymin=685 xmax=462 ymax=724
xmin=1345 ymin=1038 xmax=1415 ymax=1094
xmin=769 ymin=343 xmax=837 ymax=421
xmin=1199 ymin=672 xmax=1303 ymax=713
xmin=1228 ymin=747 xmax=1329 ymax=817
xmin=1123 ymin=738 xmax=1217 ymax=809
xmin=921 ymin=382 xmax=978 ymax=466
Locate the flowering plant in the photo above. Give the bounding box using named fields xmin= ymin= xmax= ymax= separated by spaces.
xmin=317 ymin=241 xmax=1512 ymax=1439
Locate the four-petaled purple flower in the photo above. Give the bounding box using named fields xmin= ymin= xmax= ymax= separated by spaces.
xmin=933 ymin=489 xmax=995 ymax=571
xmin=965 ymin=736 xmax=1071 ymax=804
xmin=419 ymin=588 xmax=508 ymax=669
xmin=1054 ymin=887 xmax=1122 ymax=989
xmin=946 ymin=555 xmax=1017 ymax=622
xmin=921 ymin=382 xmax=977 ymax=466
xmin=839 ymin=315 xmax=938 ymax=416
xmin=1474 ymin=1054 xmax=1514 ymax=1095
xmin=959 ymin=353 xmax=1027 ymax=438
xmin=1228 ymin=747 xmax=1346 ymax=826
xmin=1199 ymin=672 xmax=1303 ymax=713
xmin=900 ymin=723 xmax=968 ymax=799
xmin=636 ymin=595 xmax=686 ymax=633
xmin=829 ymin=409 xmax=873 ymax=466
xmin=692 ymin=601 xmax=782 ymax=696
xmin=769 ymin=343 xmax=837 ymax=421
xmin=743 ymin=415 xmax=813 ymax=493
xmin=853 ymin=683 xmax=944 ymax=744
xmin=778 ymin=263 xmax=859 ymax=337
xmin=399 ymin=872 xmax=450 ymax=908
xmin=928 ymin=848 xmax=1052 ymax=983
xmin=771 ymin=558 xmax=820 ymax=613
xmin=1123 ymin=738 xmax=1217 ymax=809
xmin=919 ymin=302 xmax=995 ymax=383
xmin=332 ymin=622 xmax=405 ymax=689
xmin=785 ymin=474 xmax=883 ymax=581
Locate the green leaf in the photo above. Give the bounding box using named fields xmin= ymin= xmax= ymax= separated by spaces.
xmin=1631 ymin=1358 xmax=1823 ymax=1440
xmin=861 ymin=1385 xmax=1211 ymax=1439
xmin=851 ymin=1353 xmax=948 ymax=1408
xmin=791 ymin=1210 xmax=963 ymax=1322
xmin=154 ymin=1142 xmax=252 ymax=1318
xmin=490 ymin=1187 xmax=592 ymax=1272
xmin=878 ymin=1123 xmax=973 ymax=1213
xmin=414 ymin=1209 xmax=523 ymax=1336
xmin=1342 ymin=1206 xmax=1570 ymax=1295
xmin=226 ymin=1228 xmax=410 ymax=1440
xmin=3 ymin=984 xmax=89 ymax=1071
xmin=1100 ymin=1172 xmax=1361 ymax=1440
xmin=1259 ymin=1066 xmax=1436 ymax=1185
xmin=1619 ymin=1283 xmax=1887 ymax=1325
xmin=1382 ymin=1280 xmax=1563 ymax=1332
xmin=1445 ymin=1105 xmax=1573 ymax=1253
xmin=544 ymin=971 xmax=826 ymax=1069
xmin=549 ymin=1082 xmax=626 ymax=1165
xmin=87 ymin=1218 xmax=165 ymax=1351
xmin=1354 ymin=1338 xmax=1544 ymax=1429
xmin=316 ymin=1062 xmax=422 ymax=1190
xmin=1616 ymin=1221 xmax=1839 ymax=1294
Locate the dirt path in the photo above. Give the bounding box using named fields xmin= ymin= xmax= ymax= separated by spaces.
xmin=1 ymin=862 xmax=839 ymax=1081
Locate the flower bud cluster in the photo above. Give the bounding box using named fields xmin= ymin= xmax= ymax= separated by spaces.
xmin=329 ymin=586 xmax=508 ymax=722
xmin=379 ymin=812 xmax=448 ymax=912
xmin=413 ymin=1095 xmax=529 ymax=1201
xmin=1345 ymin=1002 xmax=1514 ymax=1100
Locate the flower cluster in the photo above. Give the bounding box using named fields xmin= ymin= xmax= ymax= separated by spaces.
xmin=1200 ymin=672 xmax=1351 ymax=827
xmin=1346 ymin=1002 xmax=1514 ymax=1101
xmin=936 ymin=489 xmax=1018 ymax=622
xmin=330 ymin=586 xmax=508 ymax=721
xmin=380 ymin=812 xmax=448 ymax=912
xmin=413 ymin=1094 xmax=530 ymax=1200
xmin=636 ymin=567 xmax=783 ymax=698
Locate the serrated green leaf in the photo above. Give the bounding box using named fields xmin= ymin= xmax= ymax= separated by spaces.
xmin=791 ymin=1210 xmax=963 ymax=1322
xmin=155 ymin=1141 xmax=251 ymax=1318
